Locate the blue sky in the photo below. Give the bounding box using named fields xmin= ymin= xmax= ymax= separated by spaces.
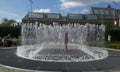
xmin=0 ymin=0 xmax=120 ymax=23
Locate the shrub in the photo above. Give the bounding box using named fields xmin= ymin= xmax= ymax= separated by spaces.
xmin=0 ymin=26 xmax=21 ymax=38
xmin=106 ymin=28 xmax=120 ymax=41
xmin=12 ymin=38 xmax=21 ymax=45
xmin=105 ymin=42 xmax=120 ymax=49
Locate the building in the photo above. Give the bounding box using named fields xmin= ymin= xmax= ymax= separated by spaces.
xmin=22 ymin=5 xmax=120 ymax=27
xmin=90 ymin=4 xmax=120 ymax=27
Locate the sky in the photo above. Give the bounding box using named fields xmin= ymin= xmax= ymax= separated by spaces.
xmin=0 ymin=0 xmax=120 ymax=23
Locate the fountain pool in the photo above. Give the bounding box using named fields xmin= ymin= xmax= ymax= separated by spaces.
xmin=17 ymin=23 xmax=108 ymax=62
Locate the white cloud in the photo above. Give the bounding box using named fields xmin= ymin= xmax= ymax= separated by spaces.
xmin=16 ymin=19 xmax=22 ymax=23
xmin=61 ymin=1 xmax=85 ymax=9
xmin=66 ymin=8 xmax=89 ymax=14
xmin=61 ymin=0 xmax=120 ymax=9
xmin=0 ymin=10 xmax=22 ymax=23
xmin=34 ymin=8 xmax=51 ymax=13
xmin=80 ymin=8 xmax=89 ymax=14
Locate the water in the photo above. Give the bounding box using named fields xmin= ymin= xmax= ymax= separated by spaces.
xmin=17 ymin=23 xmax=108 ymax=62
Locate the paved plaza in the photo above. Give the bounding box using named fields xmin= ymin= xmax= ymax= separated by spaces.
xmin=0 ymin=48 xmax=120 ymax=72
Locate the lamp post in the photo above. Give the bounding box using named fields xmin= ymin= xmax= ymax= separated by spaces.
xmin=102 ymin=8 xmax=104 ymax=25
xmin=112 ymin=1 xmax=117 ymax=26
xmin=28 ymin=0 xmax=33 ymax=23
xmin=29 ymin=0 xmax=33 ymax=12
xmin=113 ymin=8 xmax=117 ymax=26
xmin=119 ymin=15 xmax=120 ymax=27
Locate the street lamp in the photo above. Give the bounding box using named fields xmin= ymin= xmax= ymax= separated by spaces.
xmin=113 ymin=8 xmax=117 ymax=26
xmin=29 ymin=0 xmax=33 ymax=12
xmin=28 ymin=0 xmax=33 ymax=23
xmin=102 ymin=8 xmax=104 ymax=25
xmin=119 ymin=15 xmax=120 ymax=27
xmin=112 ymin=1 xmax=117 ymax=26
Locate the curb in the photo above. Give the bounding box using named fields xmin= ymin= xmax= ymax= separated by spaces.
xmin=104 ymin=48 xmax=120 ymax=52
xmin=0 ymin=46 xmax=17 ymax=50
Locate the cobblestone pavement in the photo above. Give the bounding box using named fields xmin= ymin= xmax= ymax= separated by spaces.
xmin=0 ymin=49 xmax=120 ymax=72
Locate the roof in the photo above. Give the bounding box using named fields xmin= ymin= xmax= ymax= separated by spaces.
xmin=86 ymin=14 xmax=98 ymax=20
xmin=23 ymin=12 xmax=100 ymax=21
xmin=68 ymin=14 xmax=84 ymax=20
xmin=91 ymin=6 xmax=120 ymax=18
xmin=47 ymin=13 xmax=60 ymax=19
xmin=23 ymin=12 xmax=61 ymax=20
xmin=28 ymin=12 xmax=44 ymax=18
xmin=106 ymin=4 xmax=112 ymax=8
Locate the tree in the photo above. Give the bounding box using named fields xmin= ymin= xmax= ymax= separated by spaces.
xmin=1 ymin=18 xmax=9 ymax=24
xmin=0 ymin=18 xmax=17 ymax=26
xmin=45 ymin=19 xmax=50 ymax=25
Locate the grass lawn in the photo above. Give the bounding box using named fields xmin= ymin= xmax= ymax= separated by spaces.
xmin=105 ymin=41 xmax=120 ymax=49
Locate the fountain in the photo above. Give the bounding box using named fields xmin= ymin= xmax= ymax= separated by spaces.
xmin=1 ymin=23 xmax=120 ymax=72
xmin=17 ymin=23 xmax=108 ymax=62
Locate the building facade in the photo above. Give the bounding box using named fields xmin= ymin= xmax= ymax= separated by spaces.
xmin=22 ymin=5 xmax=120 ymax=27
xmin=90 ymin=4 xmax=120 ymax=27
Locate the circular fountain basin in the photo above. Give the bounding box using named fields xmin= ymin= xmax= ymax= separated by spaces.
xmin=0 ymin=48 xmax=120 ymax=72
xmin=17 ymin=43 xmax=108 ymax=62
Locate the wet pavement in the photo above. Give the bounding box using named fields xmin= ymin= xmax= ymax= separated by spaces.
xmin=0 ymin=48 xmax=120 ymax=72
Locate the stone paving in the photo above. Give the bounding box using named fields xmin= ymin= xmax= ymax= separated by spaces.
xmin=0 ymin=66 xmax=29 ymax=72
xmin=0 ymin=49 xmax=120 ymax=72
xmin=1 ymin=66 xmax=120 ymax=72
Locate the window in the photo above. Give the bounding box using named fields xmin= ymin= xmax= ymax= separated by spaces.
xmin=104 ymin=10 xmax=109 ymax=14
xmin=28 ymin=13 xmax=43 ymax=18
xmin=48 ymin=14 xmax=60 ymax=19
xmin=86 ymin=15 xmax=98 ymax=20
xmin=68 ymin=14 xmax=83 ymax=19
xmin=111 ymin=10 xmax=115 ymax=15
xmin=94 ymin=10 xmax=99 ymax=14
xmin=99 ymin=10 xmax=104 ymax=14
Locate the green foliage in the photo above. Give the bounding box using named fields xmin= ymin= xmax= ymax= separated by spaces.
xmin=45 ymin=19 xmax=50 ymax=25
xmin=104 ymin=21 xmax=120 ymax=41
xmin=105 ymin=42 xmax=120 ymax=49
xmin=86 ymin=41 xmax=105 ymax=47
xmin=0 ymin=26 xmax=21 ymax=38
xmin=0 ymin=18 xmax=20 ymax=38
xmin=0 ymin=18 xmax=16 ymax=26
xmin=12 ymin=38 xmax=21 ymax=45
xmin=106 ymin=28 xmax=120 ymax=41
xmin=104 ymin=22 xmax=112 ymax=31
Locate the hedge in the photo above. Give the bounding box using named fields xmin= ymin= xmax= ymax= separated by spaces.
xmin=0 ymin=26 xmax=21 ymax=38
xmin=106 ymin=28 xmax=120 ymax=41
xmin=105 ymin=42 xmax=120 ymax=49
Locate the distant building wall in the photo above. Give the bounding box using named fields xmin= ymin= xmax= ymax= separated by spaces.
xmin=22 ymin=5 xmax=120 ymax=28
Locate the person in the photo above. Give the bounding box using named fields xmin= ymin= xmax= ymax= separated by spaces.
xmin=0 ymin=37 xmax=3 ymax=46
xmin=2 ymin=34 xmax=12 ymax=47
xmin=64 ymin=32 xmax=68 ymax=52
xmin=108 ymin=34 xmax=111 ymax=42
